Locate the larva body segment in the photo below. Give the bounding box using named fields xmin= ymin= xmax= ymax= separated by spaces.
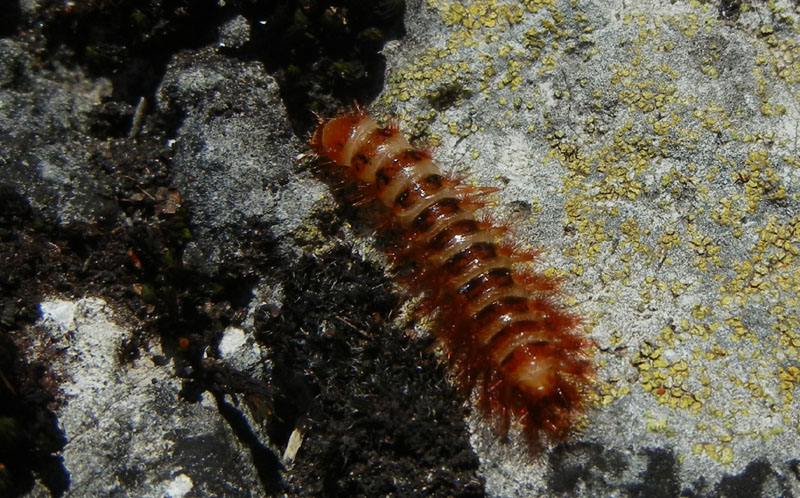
xmin=310 ymin=111 xmax=592 ymax=449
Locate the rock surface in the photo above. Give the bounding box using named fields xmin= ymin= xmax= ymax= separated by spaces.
xmin=2 ymin=0 xmax=800 ymax=497
xmin=380 ymin=0 xmax=800 ymax=496
xmin=29 ymin=298 xmax=265 ymax=497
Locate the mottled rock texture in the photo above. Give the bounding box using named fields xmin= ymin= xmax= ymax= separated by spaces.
xmin=2 ymin=0 xmax=800 ymax=497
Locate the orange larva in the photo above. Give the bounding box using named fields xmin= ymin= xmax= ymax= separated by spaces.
xmin=310 ymin=109 xmax=593 ymax=450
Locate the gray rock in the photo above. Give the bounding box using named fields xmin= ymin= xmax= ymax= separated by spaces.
xmin=25 ymin=298 xmax=264 ymax=498
xmin=218 ymin=15 xmax=252 ymax=50
xmin=156 ymin=46 xmax=322 ymax=268
xmin=7 ymin=0 xmax=800 ymax=496
xmin=380 ymin=0 xmax=800 ymax=495
xmin=0 ymin=38 xmax=117 ymax=224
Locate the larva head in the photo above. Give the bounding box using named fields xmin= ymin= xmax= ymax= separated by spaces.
xmin=310 ymin=114 xmax=365 ymax=165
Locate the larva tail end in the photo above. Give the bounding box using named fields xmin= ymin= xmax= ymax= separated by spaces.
xmin=480 ymin=341 xmax=594 ymax=452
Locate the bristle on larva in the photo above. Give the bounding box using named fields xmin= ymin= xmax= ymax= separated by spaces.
xmin=310 ymin=110 xmax=593 ymax=450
